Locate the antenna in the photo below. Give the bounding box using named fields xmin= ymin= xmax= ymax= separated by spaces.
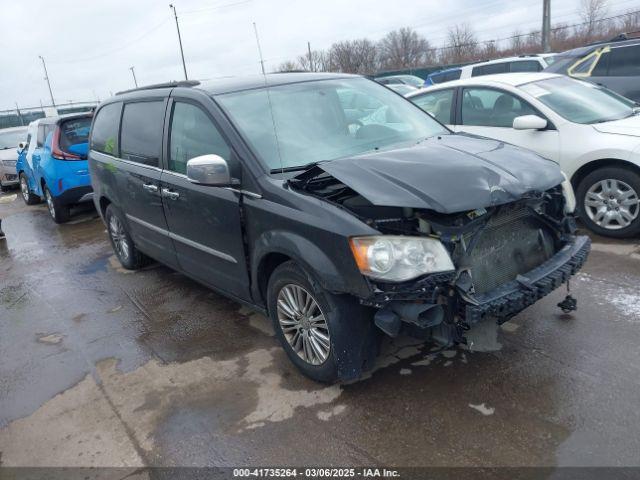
xmin=253 ymin=22 xmax=266 ymax=75
xmin=252 ymin=22 xmax=283 ymax=172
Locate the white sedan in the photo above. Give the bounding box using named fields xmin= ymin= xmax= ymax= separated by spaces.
xmin=407 ymin=72 xmax=640 ymax=238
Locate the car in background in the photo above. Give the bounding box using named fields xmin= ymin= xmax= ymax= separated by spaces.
xmin=0 ymin=126 xmax=27 ymax=191
xmin=16 ymin=113 xmax=93 ymax=223
xmin=408 ymin=72 xmax=640 ymax=237
xmin=89 ymin=74 xmax=588 ymax=382
xmin=425 ymin=54 xmax=555 ymax=86
xmin=545 ymin=35 xmax=640 ymax=102
xmin=375 ymin=74 xmax=424 ymax=88
xmin=385 ymin=83 xmax=418 ymax=96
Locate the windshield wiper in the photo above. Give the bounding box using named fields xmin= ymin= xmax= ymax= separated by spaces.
xmin=270 ymin=162 xmax=323 ymax=174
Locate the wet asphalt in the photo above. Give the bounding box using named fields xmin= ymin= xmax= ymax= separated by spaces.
xmin=1 ymin=189 xmax=640 ymax=470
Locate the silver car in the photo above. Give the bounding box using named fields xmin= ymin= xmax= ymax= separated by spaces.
xmin=0 ymin=126 xmax=28 ymax=191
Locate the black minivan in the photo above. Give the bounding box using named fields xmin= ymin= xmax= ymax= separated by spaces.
xmin=89 ymin=73 xmax=590 ymax=382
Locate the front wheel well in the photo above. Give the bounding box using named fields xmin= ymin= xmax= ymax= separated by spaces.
xmin=571 ymin=159 xmax=640 ymax=190
xmin=257 ymin=253 xmax=292 ymax=311
xmin=99 ymin=196 xmax=112 ymax=218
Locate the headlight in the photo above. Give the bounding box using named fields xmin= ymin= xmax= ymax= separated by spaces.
xmin=349 ymin=236 xmax=455 ymax=282
xmin=561 ymin=172 xmax=576 ymax=213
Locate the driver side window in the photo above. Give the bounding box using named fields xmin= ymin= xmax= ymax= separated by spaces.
xmin=169 ymin=102 xmax=231 ymax=175
xmin=461 ymin=88 xmax=536 ymax=128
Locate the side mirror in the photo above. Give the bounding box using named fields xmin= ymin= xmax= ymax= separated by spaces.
xmin=186 ymin=154 xmax=232 ymax=186
xmin=513 ymin=115 xmax=547 ymax=130
xmin=18 ymin=142 xmax=27 ymax=151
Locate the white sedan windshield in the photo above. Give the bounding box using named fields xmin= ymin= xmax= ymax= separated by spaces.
xmin=521 ymin=77 xmax=636 ymax=124
xmin=217 ymin=77 xmax=447 ymax=171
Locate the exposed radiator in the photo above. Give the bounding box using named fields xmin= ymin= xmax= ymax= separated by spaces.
xmin=467 ymin=204 xmax=556 ymax=295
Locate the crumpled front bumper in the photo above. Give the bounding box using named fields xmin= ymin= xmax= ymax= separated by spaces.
xmin=464 ymin=235 xmax=591 ymax=324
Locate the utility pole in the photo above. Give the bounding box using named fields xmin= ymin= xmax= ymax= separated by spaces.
xmin=129 ymin=66 xmax=138 ymax=87
xmin=253 ymin=22 xmax=266 ymax=75
xmin=542 ymin=0 xmax=551 ymax=53
xmin=169 ymin=4 xmax=188 ymax=80
xmin=38 ymin=55 xmax=56 ymax=107
xmin=15 ymin=102 xmax=24 ymax=126
xmin=307 ymin=41 xmax=314 ymax=72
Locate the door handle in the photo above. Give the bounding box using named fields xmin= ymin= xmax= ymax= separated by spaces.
xmin=142 ymin=183 xmax=159 ymax=193
xmin=161 ymin=188 xmax=180 ymax=200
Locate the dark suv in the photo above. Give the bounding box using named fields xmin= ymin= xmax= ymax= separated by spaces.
xmin=545 ymin=36 xmax=640 ymax=102
xmin=89 ymin=73 xmax=590 ymax=382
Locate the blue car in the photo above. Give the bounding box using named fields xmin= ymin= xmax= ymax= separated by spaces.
xmin=17 ymin=113 xmax=93 ymax=223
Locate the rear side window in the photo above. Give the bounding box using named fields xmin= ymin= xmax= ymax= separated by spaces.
xmin=431 ymin=70 xmax=461 ymax=84
xmin=59 ymin=118 xmax=91 ymax=154
xmin=168 ymin=102 xmax=231 ymax=174
xmin=607 ymin=45 xmax=640 ymax=76
xmin=91 ymin=103 xmax=121 ymax=155
xmin=509 ymin=60 xmax=542 ymax=72
xmin=411 ymin=89 xmax=455 ymax=124
xmin=120 ymin=101 xmax=165 ymax=167
xmin=472 ymin=62 xmax=509 ymax=77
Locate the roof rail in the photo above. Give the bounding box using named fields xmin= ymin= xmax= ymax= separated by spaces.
xmin=115 ymin=80 xmax=200 ymax=96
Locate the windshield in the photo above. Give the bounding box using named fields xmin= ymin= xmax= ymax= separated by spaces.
xmin=0 ymin=128 xmax=27 ymax=149
xmin=217 ymin=77 xmax=447 ymax=171
xmin=521 ymin=76 xmax=636 ymax=124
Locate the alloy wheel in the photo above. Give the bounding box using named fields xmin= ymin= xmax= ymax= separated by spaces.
xmin=45 ymin=189 xmax=56 ymax=219
xmin=20 ymin=176 xmax=29 ymax=202
xmin=109 ymin=215 xmax=130 ymax=261
xmin=584 ymin=179 xmax=639 ymax=231
xmin=276 ymin=284 xmax=330 ymax=365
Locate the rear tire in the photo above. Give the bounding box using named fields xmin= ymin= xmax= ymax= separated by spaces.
xmin=576 ymin=167 xmax=640 ymax=238
xmin=105 ymin=204 xmax=150 ymax=270
xmin=19 ymin=173 xmax=40 ymax=205
xmin=267 ymin=260 xmax=379 ymax=383
xmin=44 ymin=185 xmax=70 ymax=224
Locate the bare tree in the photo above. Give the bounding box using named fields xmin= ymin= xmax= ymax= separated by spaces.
xmin=329 ymin=39 xmax=378 ymax=74
xmin=510 ymin=30 xmax=524 ymax=52
xmin=482 ymin=40 xmax=499 ymax=59
xmin=378 ymin=27 xmax=433 ymax=70
xmin=298 ymin=50 xmax=333 ymax=72
xmin=580 ymin=0 xmax=609 ymax=39
xmin=444 ymin=24 xmax=479 ymax=64
xmin=618 ymin=9 xmax=640 ymax=33
xmin=277 ymin=60 xmax=300 ymax=72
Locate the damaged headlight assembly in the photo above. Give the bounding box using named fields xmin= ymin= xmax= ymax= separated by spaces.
xmin=349 ymin=236 xmax=455 ymax=282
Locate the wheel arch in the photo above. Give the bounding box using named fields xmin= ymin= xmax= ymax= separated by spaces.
xmin=571 ymin=158 xmax=640 ymax=190
xmin=251 ymin=231 xmax=368 ymax=311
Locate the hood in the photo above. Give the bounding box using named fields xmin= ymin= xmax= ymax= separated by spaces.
xmin=307 ymin=134 xmax=563 ymax=214
xmin=0 ymin=148 xmax=19 ymax=162
xmin=592 ymin=114 xmax=640 ymax=137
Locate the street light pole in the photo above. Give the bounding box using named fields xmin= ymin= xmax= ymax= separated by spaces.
xmin=169 ymin=4 xmax=188 ymax=80
xmin=542 ymin=0 xmax=551 ymax=53
xmin=129 ymin=66 xmax=138 ymax=87
xmin=38 ymin=55 xmax=56 ymax=107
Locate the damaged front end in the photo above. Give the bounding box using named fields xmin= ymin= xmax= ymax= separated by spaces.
xmin=290 ymin=155 xmax=591 ymax=347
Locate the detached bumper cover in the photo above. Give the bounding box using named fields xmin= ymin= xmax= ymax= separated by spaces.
xmin=465 ymin=235 xmax=591 ymax=324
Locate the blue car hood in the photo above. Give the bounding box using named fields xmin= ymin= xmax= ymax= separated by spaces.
xmin=313 ymin=133 xmax=564 ymax=214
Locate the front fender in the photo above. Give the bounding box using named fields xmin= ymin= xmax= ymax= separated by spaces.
xmin=251 ymin=230 xmax=371 ymax=305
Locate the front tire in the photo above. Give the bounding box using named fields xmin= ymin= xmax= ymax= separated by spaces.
xmin=577 ymin=167 xmax=640 ymax=238
xmin=19 ymin=173 xmax=40 ymax=205
xmin=105 ymin=204 xmax=149 ymax=270
xmin=44 ymin=185 xmax=70 ymax=224
xmin=267 ymin=261 xmax=379 ymax=383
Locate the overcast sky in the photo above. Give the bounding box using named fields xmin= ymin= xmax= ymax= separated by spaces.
xmin=0 ymin=0 xmax=628 ymax=110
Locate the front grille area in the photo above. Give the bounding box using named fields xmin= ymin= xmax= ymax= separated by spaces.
xmin=467 ymin=204 xmax=556 ymax=294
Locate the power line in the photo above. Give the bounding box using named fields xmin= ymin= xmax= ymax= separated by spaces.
xmin=181 ymin=0 xmax=252 ymax=15
xmin=48 ymin=18 xmax=170 ymax=64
